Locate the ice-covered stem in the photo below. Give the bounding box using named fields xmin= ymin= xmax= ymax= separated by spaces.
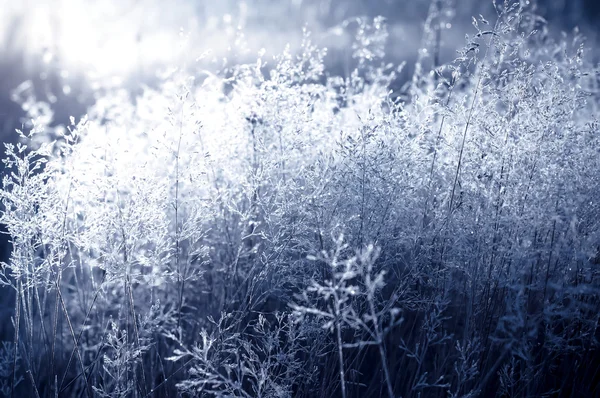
xmin=362 ymin=246 xmax=395 ymax=398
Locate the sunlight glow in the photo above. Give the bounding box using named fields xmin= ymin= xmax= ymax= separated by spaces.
xmin=1 ymin=0 xmax=335 ymax=81
xmin=15 ymin=0 xmax=193 ymax=77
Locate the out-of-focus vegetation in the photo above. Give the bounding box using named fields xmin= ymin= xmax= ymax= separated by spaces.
xmin=1 ymin=0 xmax=598 ymax=136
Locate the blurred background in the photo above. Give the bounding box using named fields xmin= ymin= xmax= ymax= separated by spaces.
xmin=0 ymin=0 xmax=598 ymax=261
xmin=0 ymin=0 xmax=598 ymax=136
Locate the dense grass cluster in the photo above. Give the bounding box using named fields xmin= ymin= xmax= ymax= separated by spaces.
xmin=1 ymin=1 xmax=599 ymax=397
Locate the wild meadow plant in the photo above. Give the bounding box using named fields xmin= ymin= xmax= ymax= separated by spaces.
xmin=0 ymin=1 xmax=599 ymax=396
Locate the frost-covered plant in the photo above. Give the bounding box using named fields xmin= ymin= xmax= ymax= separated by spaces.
xmin=0 ymin=1 xmax=599 ymax=396
xmin=291 ymin=236 xmax=402 ymax=398
xmin=168 ymin=312 xmax=316 ymax=398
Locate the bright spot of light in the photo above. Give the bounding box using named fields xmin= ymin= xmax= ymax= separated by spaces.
xmin=3 ymin=0 xmax=196 ymax=78
xmin=0 ymin=0 xmax=343 ymax=86
xmin=56 ymin=1 xmax=184 ymax=76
